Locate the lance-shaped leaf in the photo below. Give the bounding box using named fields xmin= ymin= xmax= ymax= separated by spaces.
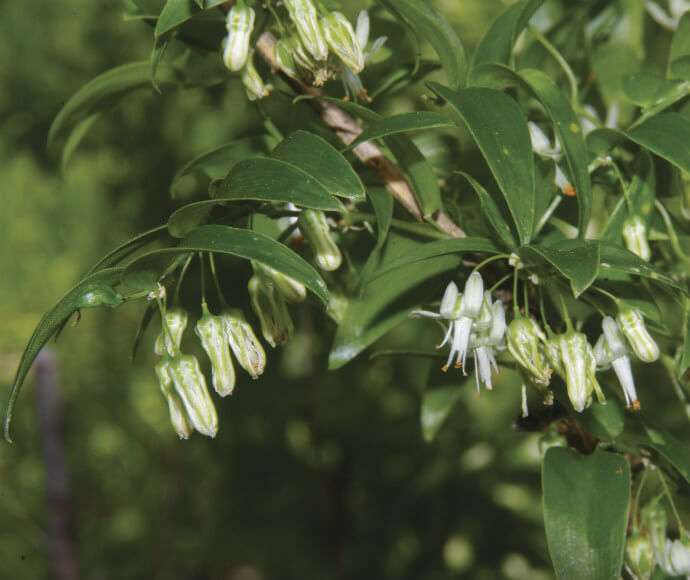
xmin=86 ymin=225 xmax=171 ymax=275
xmin=428 ymin=83 xmax=535 ymax=243
xmin=542 ymin=448 xmax=630 ymax=580
xmin=122 ymin=225 xmax=329 ymax=304
xmin=4 ymin=268 xmax=124 ymax=442
xmin=344 ymin=112 xmax=454 ymax=151
xmin=209 ymin=157 xmax=346 ymax=212
xmin=378 ymin=0 xmax=467 ymax=90
xmin=621 ymin=73 xmax=688 ymax=107
xmin=155 ymin=0 xmax=226 ymax=38
xmin=271 ymin=130 xmax=365 ymax=201
xmin=599 ymin=243 xmax=685 ymax=293
xmin=626 ymin=113 xmax=690 ymax=175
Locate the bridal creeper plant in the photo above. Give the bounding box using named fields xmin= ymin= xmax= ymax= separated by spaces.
xmin=8 ymin=0 xmax=690 ymax=577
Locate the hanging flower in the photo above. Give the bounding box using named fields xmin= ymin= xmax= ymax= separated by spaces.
xmin=253 ymin=261 xmax=306 ymax=304
xmin=154 ymin=360 xmax=193 ymax=440
xmin=506 ymin=316 xmax=552 ymax=385
xmin=154 ymin=308 xmax=188 ymax=357
xmin=297 ymin=210 xmax=342 ymax=271
xmin=222 ymin=0 xmax=255 ymax=72
xmin=284 ymin=0 xmax=329 ymax=61
xmin=248 ymin=275 xmax=294 ymax=347
xmin=624 ymin=532 xmax=655 ymax=580
xmin=617 ymin=306 xmax=660 ymax=363
xmin=223 ymin=309 xmax=266 ymax=379
xmin=321 ymin=11 xmax=365 ymax=73
xmin=195 ymin=304 xmax=236 ymax=397
xmin=594 ymin=316 xmax=640 ymax=409
xmin=241 ymin=52 xmax=272 ymax=101
xmin=558 ymin=331 xmax=602 ymax=412
xmin=340 ymin=10 xmax=387 ymax=101
xmin=623 ymin=215 xmax=652 ymax=261
xmin=167 ymin=354 xmax=218 ymax=438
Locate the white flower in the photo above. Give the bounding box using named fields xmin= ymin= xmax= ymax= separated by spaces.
xmin=645 ymin=0 xmax=690 ymax=30
xmin=222 ymin=1 xmax=255 ymax=72
xmin=596 ymin=316 xmax=640 ymax=409
xmin=341 ymin=10 xmax=387 ymax=101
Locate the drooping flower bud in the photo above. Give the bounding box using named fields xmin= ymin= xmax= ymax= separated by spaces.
xmin=507 ymin=317 xmax=552 ymax=385
xmin=298 ymin=210 xmax=342 ymax=271
xmin=248 ymin=275 xmax=294 ymax=347
xmin=284 ymin=0 xmax=329 ymax=61
xmin=154 ymin=308 xmax=188 ymax=357
xmin=559 ymin=331 xmax=593 ymax=412
xmin=321 ymin=11 xmax=365 ymax=73
xmin=617 ymin=307 xmax=659 ymax=363
xmin=275 ymin=37 xmax=299 ymax=79
xmin=253 ymin=262 xmax=306 ymax=303
xmin=623 ymin=215 xmax=651 ymax=261
xmin=624 ymin=532 xmax=655 ymax=580
xmin=241 ymin=53 xmax=272 ymax=101
xmin=195 ymin=305 xmax=236 ymax=396
xmin=223 ymin=310 xmax=266 ymax=378
xmin=223 ymin=0 xmax=255 ymax=72
xmin=168 ymin=355 xmax=218 ymax=438
xmin=439 ymin=281 xmax=459 ymax=319
xmin=662 ymin=533 xmax=690 ymax=576
xmin=154 ymin=360 xmax=193 ymax=440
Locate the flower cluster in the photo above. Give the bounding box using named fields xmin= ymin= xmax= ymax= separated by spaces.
xmin=221 ymin=0 xmax=386 ymax=102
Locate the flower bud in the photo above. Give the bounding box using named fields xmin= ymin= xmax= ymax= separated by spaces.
xmin=458 ymin=272 xmax=484 ymax=319
xmin=617 ymin=307 xmax=659 ymax=363
xmin=248 ymin=275 xmax=294 ymax=347
xmin=168 ymin=355 xmax=218 ymax=438
xmin=154 ymin=308 xmax=188 ymax=357
xmin=242 ymin=53 xmax=272 ymax=101
xmin=275 ymin=38 xmax=299 ymax=78
xmin=154 ymin=360 xmax=193 ymax=439
xmin=559 ymin=331 xmax=593 ymax=412
xmin=76 ymin=285 xmax=122 ymax=309
xmin=642 ymin=502 xmax=667 ymax=565
xmin=321 ymin=11 xmax=365 ymax=72
xmin=624 ymin=532 xmax=655 ymax=580
xmin=253 ymin=262 xmax=306 ymax=303
xmin=623 ymin=215 xmax=651 ymax=261
xmin=195 ymin=306 xmax=236 ymax=396
xmin=298 ymin=210 xmax=342 ymax=271
xmin=439 ymin=281 xmax=459 ymax=319
xmin=284 ymin=0 xmax=329 ymax=61
xmin=507 ymin=317 xmax=551 ymax=385
xmin=223 ymin=310 xmax=266 ymax=378
xmin=663 ymin=534 xmax=690 ymax=576
xmin=223 ymin=1 xmax=255 ymax=72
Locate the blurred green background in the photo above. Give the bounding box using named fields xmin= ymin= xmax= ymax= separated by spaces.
xmin=0 ymin=1 xmax=563 ymax=579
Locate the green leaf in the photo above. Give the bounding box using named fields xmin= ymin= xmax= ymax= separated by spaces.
xmin=519 ymin=240 xmax=599 ymax=297
xmin=626 ymin=113 xmax=690 ymax=175
xmin=579 ymin=399 xmax=625 ymax=441
xmin=455 ymin=171 xmax=516 ymax=248
xmin=366 ymin=237 xmax=502 ymax=282
xmin=49 ymin=62 xmax=182 ymax=148
xmin=378 ymin=0 xmax=467 ymax=90
xmin=167 ymin=200 xmax=242 ymax=238
xmin=329 ymin=233 xmax=464 ymax=369
xmin=669 ymin=13 xmax=690 ymax=78
xmin=122 ymin=225 xmax=329 ymax=304
xmin=4 ymin=268 xmax=124 ymax=443
xmin=86 ymin=225 xmax=170 ymax=275
xmin=344 ymin=112 xmax=454 ymax=151
xmin=428 ymin=83 xmax=535 ymax=243
xmin=155 ymin=0 xmax=198 ymax=38
xmin=621 ymin=73 xmax=687 ymax=107
xmin=682 ymin=299 xmax=690 ymax=376
xmin=599 ymin=243 xmax=685 ymax=292
xmin=644 ymin=441 xmax=690 ymax=487
xmin=209 ymin=157 xmax=346 ymax=212
xmin=272 ymin=130 xmax=365 ymax=201
xmin=171 ymin=136 xmax=269 ymax=197
xmin=542 ymin=448 xmax=630 ymax=580
xmin=359 ymin=186 xmax=395 ymax=286
xmin=420 ymin=386 xmax=462 ymax=442
xmin=670 ymin=56 xmax=690 ymax=81
xmin=470 ymin=0 xmax=543 ymax=68
xmin=469 ymin=64 xmax=592 ymax=236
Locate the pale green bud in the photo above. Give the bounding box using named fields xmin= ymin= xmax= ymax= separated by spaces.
xmin=439 ymin=281 xmax=459 ymax=319
xmin=559 ymin=331 xmax=593 ymax=412
xmin=154 ymin=308 xmax=188 ymax=357
xmin=195 ymin=307 xmax=236 ymax=396
xmin=289 ymin=34 xmax=317 ymax=72
xmin=242 ymin=53 xmax=272 ymax=101
xmin=458 ymin=272 xmax=484 ymax=319
xmin=507 ymin=317 xmax=552 ymax=385
xmin=154 ymin=360 xmax=192 ymax=440
xmin=321 ymin=11 xmax=365 ymax=72
xmin=76 ymin=285 xmax=122 ymax=309
xmin=298 ymin=210 xmax=342 ymax=271
xmin=623 ymin=215 xmax=651 ymax=262
xmin=223 ymin=1 xmax=255 ymax=72
xmin=617 ymin=307 xmax=659 ymax=363
xmin=223 ymin=310 xmax=266 ymax=379
xmin=624 ymin=532 xmax=655 ymax=580
xmin=253 ymin=262 xmax=306 ymax=303
xmin=248 ymin=275 xmax=294 ymax=347
xmin=284 ymin=0 xmax=329 ymax=61
xmin=275 ymin=38 xmax=299 ymax=78
xmin=168 ymin=355 xmax=218 ymax=438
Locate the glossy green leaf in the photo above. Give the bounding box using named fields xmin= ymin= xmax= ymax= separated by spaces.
xmin=669 ymin=12 xmax=690 ymax=78
xmin=49 ymin=62 xmax=182 ymax=148
xmin=579 ymin=399 xmax=625 ymax=441
xmin=344 ymin=112 xmax=454 ymax=151
xmin=455 ymin=171 xmax=516 ymax=248
xmin=61 ymin=113 xmax=102 ymax=167
xmin=209 ymin=157 xmax=346 ymax=212
xmin=644 ymin=439 xmax=690 ymax=486
xmin=359 ymin=186 xmax=394 ymax=286
xmin=167 ymin=200 xmax=241 ymax=238
xmin=155 ymin=0 xmax=198 ymax=38
xmin=598 ymin=243 xmax=685 ymax=292
xmin=470 ymin=0 xmax=543 ymax=68
xmin=421 ymin=386 xmax=462 ymax=442
xmin=86 ymin=225 xmax=170 ymax=275
xmin=621 ymin=73 xmax=687 ymax=107
xmin=428 ymin=83 xmax=535 ymax=243
xmin=367 ymin=237 xmax=501 ymax=282
xmin=627 ymin=113 xmax=690 ymax=175
xmin=4 ymin=268 xmax=124 ymax=443
xmin=542 ymin=448 xmax=630 ymax=580
xmin=520 ymin=240 xmax=599 ymax=297
xmin=670 ymin=56 xmax=690 ymax=81
xmin=171 ymin=136 xmax=268 ymax=197
xmin=272 ymin=130 xmax=365 ymax=201
xmin=122 ymin=225 xmax=329 ymax=304
xmin=378 ymin=0 xmax=467 ymax=89
xmin=329 ymin=234 xmax=463 ymax=369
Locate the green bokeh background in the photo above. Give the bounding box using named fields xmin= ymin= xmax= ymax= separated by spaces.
xmin=0 ymin=1 xmax=571 ymax=578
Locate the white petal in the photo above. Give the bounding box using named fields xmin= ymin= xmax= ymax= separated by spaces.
xmin=356 ymin=10 xmax=370 ymax=49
